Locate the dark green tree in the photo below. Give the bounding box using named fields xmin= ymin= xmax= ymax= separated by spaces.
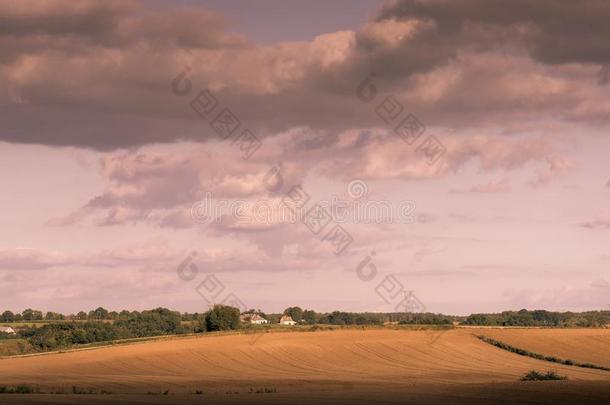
xmin=44 ymin=312 xmax=64 ymax=321
xmin=21 ymin=309 xmax=43 ymax=321
xmin=302 ymin=309 xmax=317 ymax=324
xmin=204 ymin=305 xmax=240 ymax=332
xmin=89 ymin=307 xmax=109 ymax=320
xmin=1 ymin=310 xmax=15 ymax=322
xmin=283 ymin=306 xmax=303 ymax=322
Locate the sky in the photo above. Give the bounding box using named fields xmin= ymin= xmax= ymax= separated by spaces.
xmin=0 ymin=0 xmax=609 ymax=316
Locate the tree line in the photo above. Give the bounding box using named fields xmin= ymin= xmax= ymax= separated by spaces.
xmin=17 ymin=308 xmax=184 ymax=351
xmin=1 ymin=306 xmax=457 ymax=325
xmin=5 ymin=307 xmax=609 ymax=328
xmin=1 ymin=307 xmax=177 ymax=322
xmin=3 ymin=306 xmax=609 ymax=353
xmin=462 ymin=309 xmax=610 ymax=327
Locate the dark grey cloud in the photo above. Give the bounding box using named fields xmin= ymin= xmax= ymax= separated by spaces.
xmin=378 ymin=0 xmax=610 ymax=65
xmin=1 ymin=0 xmax=609 ymax=150
xmin=0 ymin=1 xmax=246 ymax=51
xmin=0 ymin=0 xmax=134 ymax=38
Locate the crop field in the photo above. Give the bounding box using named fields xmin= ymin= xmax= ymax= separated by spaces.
xmin=1 ymin=328 xmax=610 ymax=404
xmin=477 ymin=328 xmax=610 ymax=369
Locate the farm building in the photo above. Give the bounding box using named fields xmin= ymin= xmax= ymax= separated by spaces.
xmin=0 ymin=326 xmax=16 ymax=335
xmin=279 ymin=315 xmax=296 ymax=325
xmin=240 ymin=313 xmax=269 ymax=324
xmin=249 ymin=314 xmax=268 ymax=324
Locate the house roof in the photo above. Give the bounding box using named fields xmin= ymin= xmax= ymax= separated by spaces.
xmin=0 ymin=326 xmax=15 ymax=333
xmin=251 ymin=314 xmax=266 ymax=321
xmin=279 ymin=315 xmax=294 ymax=322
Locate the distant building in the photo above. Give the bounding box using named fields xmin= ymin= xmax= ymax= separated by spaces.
xmin=0 ymin=326 xmax=16 ymax=335
xmin=250 ymin=314 xmax=268 ymax=325
xmin=241 ymin=313 xmax=269 ymax=325
xmin=279 ymin=315 xmax=296 ymax=326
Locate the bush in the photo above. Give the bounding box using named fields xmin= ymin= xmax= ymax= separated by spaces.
xmin=0 ymin=331 xmax=16 ymax=340
xmin=0 ymin=385 xmax=35 ymax=394
xmin=521 ymin=370 xmax=567 ymax=381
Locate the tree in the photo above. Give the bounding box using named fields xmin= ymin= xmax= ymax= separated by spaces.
xmin=44 ymin=312 xmax=64 ymax=321
xmin=302 ymin=309 xmax=317 ymax=324
xmin=114 ymin=308 xmax=182 ymax=337
xmin=1 ymin=310 xmax=15 ymax=322
xmin=75 ymin=311 xmax=87 ymax=320
xmin=283 ymin=306 xmax=303 ymax=322
xmin=22 ymin=309 xmax=43 ymax=321
xmin=326 ymin=311 xmax=355 ymax=325
xmin=89 ymin=307 xmax=109 ymax=320
xmin=204 ymin=305 xmax=240 ymax=332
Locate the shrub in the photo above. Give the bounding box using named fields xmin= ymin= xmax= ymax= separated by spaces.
xmin=0 ymin=331 xmax=16 ymax=340
xmin=0 ymin=385 xmax=35 ymax=394
xmin=521 ymin=370 xmax=567 ymax=381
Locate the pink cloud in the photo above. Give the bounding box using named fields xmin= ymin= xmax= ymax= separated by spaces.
xmin=321 ymin=132 xmax=565 ymax=182
xmin=450 ymin=178 xmax=511 ymax=194
xmin=0 ymin=240 xmax=176 ymax=271
xmin=529 ymin=156 xmax=576 ymax=188
xmin=581 ymin=219 xmax=610 ymax=229
xmin=580 ymin=211 xmax=610 ymax=229
xmin=49 ymin=128 xmax=573 ymax=229
xmin=0 ymin=248 xmax=71 ymax=270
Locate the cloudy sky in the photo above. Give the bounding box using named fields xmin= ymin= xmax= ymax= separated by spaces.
xmin=1 ymin=0 xmax=609 ymax=315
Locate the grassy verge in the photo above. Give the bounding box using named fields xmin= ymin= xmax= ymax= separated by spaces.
xmin=477 ymin=335 xmax=610 ymax=372
xmin=0 ymin=339 xmax=34 ymax=356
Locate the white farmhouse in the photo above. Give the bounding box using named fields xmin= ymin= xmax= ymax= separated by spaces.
xmin=0 ymin=326 xmax=16 ymax=335
xmin=250 ymin=314 xmax=269 ymax=325
xmin=241 ymin=313 xmax=269 ymax=325
xmin=279 ymin=315 xmax=296 ymax=326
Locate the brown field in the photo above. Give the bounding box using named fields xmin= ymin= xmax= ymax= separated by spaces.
xmin=1 ymin=328 xmax=610 ymax=404
xmin=478 ymin=328 xmax=610 ymax=368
